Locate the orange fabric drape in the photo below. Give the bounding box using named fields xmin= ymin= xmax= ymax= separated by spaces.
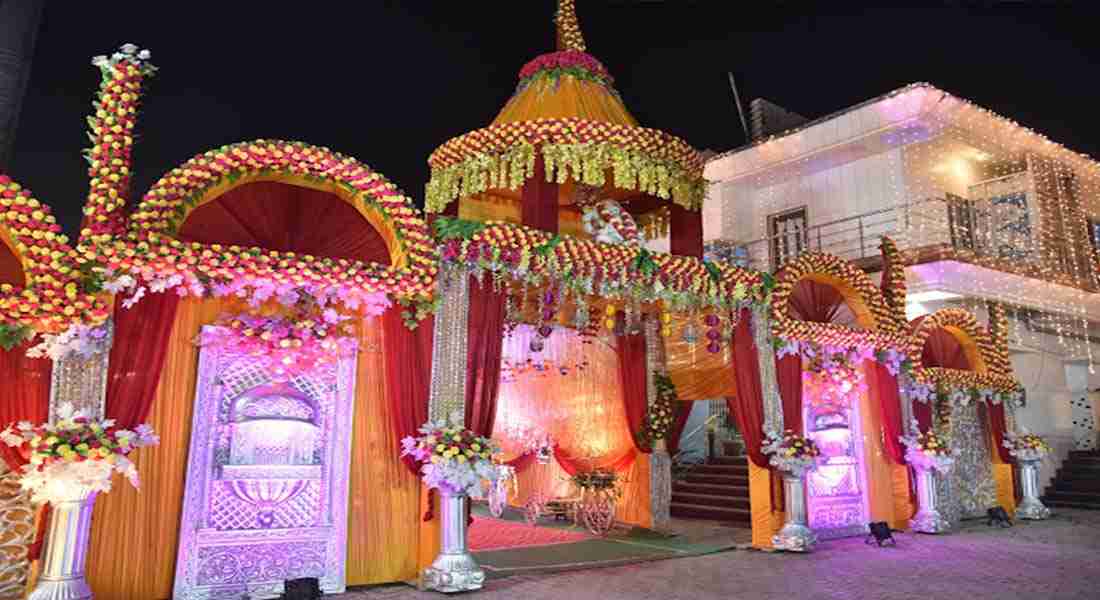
xmin=86 ymin=297 xmax=421 ymax=598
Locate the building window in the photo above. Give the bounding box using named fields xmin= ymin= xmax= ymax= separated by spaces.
xmin=768 ymin=206 xmax=807 ymax=270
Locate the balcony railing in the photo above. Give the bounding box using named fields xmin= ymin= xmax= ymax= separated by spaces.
xmin=709 ymin=197 xmax=1097 ymax=290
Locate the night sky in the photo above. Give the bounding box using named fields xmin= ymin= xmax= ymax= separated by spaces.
xmin=10 ymin=1 xmax=1100 ymax=237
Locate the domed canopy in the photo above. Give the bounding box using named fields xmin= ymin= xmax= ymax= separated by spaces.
xmin=426 ymin=0 xmax=705 ymax=223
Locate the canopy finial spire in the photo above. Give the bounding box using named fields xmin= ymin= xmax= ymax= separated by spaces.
xmin=555 ymin=0 xmax=586 ymax=52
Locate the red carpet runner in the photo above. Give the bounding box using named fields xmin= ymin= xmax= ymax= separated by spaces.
xmin=468 ymin=516 xmax=590 ymax=551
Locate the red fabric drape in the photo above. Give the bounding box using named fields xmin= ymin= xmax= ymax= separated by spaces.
xmin=775 ymin=354 xmax=803 ymax=435
xmin=988 ymin=402 xmax=1014 ymax=464
xmin=521 ymin=156 xmax=559 ymax=233
xmin=503 ymin=451 xmax=539 ymax=472
xmin=871 ymin=362 xmax=906 ymax=463
xmin=669 ymin=203 xmax=703 ymax=258
xmin=554 ymin=445 xmax=637 ymax=476
xmin=465 ymin=277 xmax=506 ymax=437
xmin=920 ymin=328 xmax=970 ymax=370
xmin=617 ymin=331 xmax=649 ymax=452
xmin=789 ymin=280 xmax=844 ymax=323
xmin=0 ymin=245 xmax=23 ymax=287
xmin=912 ymin=398 xmax=934 ymax=433
xmin=0 ymin=342 xmax=51 ymax=470
xmin=729 ymin=307 xmax=769 ymax=469
xmin=666 ymin=402 xmax=694 ymax=456
xmin=105 ymin=292 xmax=181 ymax=428
xmin=177 ymin=181 xmax=392 ymax=266
xmin=382 ymin=308 xmax=434 ymax=475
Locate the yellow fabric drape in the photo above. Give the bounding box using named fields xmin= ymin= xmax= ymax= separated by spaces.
xmin=748 ymin=461 xmax=782 ymax=549
xmin=989 ymin=422 xmax=1017 ymax=517
xmin=857 ymin=363 xmax=899 ymax=527
xmin=85 ymin=297 xmax=220 ymax=600
xmin=85 ymin=297 xmax=421 ymax=598
xmin=664 ymin=315 xmax=735 ymax=401
xmin=493 ymin=76 xmax=638 ymax=126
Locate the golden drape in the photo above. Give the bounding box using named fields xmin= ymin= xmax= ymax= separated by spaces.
xmin=857 ymin=363 xmax=900 ymax=527
xmin=84 ymin=297 xmax=421 ymax=599
xmin=748 ymin=462 xmax=782 ymax=549
xmin=663 ymin=315 xmax=735 ymax=401
xmin=493 ymin=76 xmax=638 ymax=126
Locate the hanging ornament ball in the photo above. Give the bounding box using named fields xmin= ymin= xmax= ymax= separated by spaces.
xmin=538 ymin=324 xmax=554 ymax=338
xmin=707 ymin=341 xmax=721 ymax=353
xmin=704 ymin=314 xmax=720 ymax=327
xmin=661 ymin=326 xmax=672 ymax=337
xmin=529 ymin=337 xmax=545 ymax=353
xmin=605 ymin=304 xmax=617 ymax=317
xmin=661 ymin=312 xmax=672 ymax=324
xmin=604 ymin=317 xmax=616 ymax=330
xmin=706 ymin=328 xmax=720 ymax=341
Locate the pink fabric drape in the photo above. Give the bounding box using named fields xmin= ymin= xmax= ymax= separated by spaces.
xmin=617 ymin=331 xmax=650 ymax=452
xmin=871 ymin=361 xmax=906 ymax=463
xmin=554 ymin=445 xmax=637 ymax=476
xmin=775 ymin=354 xmax=803 ymax=435
xmin=177 ymin=181 xmax=392 ymax=266
xmin=105 ymin=291 xmax=181 ymax=428
xmin=465 ymin=277 xmax=506 ymax=437
xmin=382 ymin=308 xmax=434 ymax=475
xmin=729 ymin=307 xmax=770 ymax=469
xmin=0 ymin=342 xmax=51 ymax=470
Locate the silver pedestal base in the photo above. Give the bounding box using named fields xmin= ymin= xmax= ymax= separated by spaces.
xmin=28 ymin=491 xmax=97 ymax=600
xmin=27 ymin=577 xmax=93 ymax=600
xmin=422 ymin=489 xmax=484 ymax=593
xmin=910 ymin=467 xmax=951 ymax=534
xmin=1017 ymin=460 xmax=1050 ymax=520
xmin=772 ymin=471 xmax=817 ymax=552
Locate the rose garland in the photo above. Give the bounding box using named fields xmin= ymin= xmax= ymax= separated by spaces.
xmin=517 ymin=50 xmax=613 ymax=89
xmin=426 ymin=118 xmax=706 ymax=213
xmin=0 ymin=176 xmax=109 ymax=334
xmin=639 ymin=372 xmax=678 ymax=447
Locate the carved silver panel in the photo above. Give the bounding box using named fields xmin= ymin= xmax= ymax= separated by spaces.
xmin=940 ymin=401 xmax=998 ymax=523
xmin=173 ymin=326 xmax=358 ymax=599
xmin=0 ymin=466 xmax=34 ymax=599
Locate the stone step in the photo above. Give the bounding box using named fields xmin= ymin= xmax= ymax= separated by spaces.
xmin=709 ymin=455 xmax=748 ymax=467
xmin=1051 ymin=479 xmax=1100 ymax=493
xmin=1043 ymin=490 xmax=1100 ymax=503
xmin=1043 ymin=499 xmax=1100 ymax=510
xmin=669 ymin=502 xmax=752 ymax=523
xmin=673 ymin=482 xmax=750 ymax=497
xmin=691 ymin=464 xmax=749 ymax=476
xmin=682 ymin=473 xmax=749 ymax=486
xmin=670 ymin=492 xmax=751 ymax=510
xmin=722 ymin=440 xmax=745 ymax=455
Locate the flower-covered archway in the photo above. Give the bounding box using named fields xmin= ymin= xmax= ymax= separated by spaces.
xmin=0 ymin=175 xmax=107 ymax=335
xmin=908 ymin=307 xmax=1017 ymax=392
xmin=123 ymin=140 xmax=437 ymax=300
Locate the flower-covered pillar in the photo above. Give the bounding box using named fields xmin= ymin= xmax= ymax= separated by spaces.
xmin=644 ymin=317 xmax=671 ymax=529
xmin=422 ymin=264 xmax=482 ymax=593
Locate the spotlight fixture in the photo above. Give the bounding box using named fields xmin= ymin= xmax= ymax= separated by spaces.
xmin=281 ymin=578 xmax=321 ymax=600
xmin=865 ymin=521 xmax=897 ymax=547
xmin=987 ymin=506 xmax=1013 ymax=528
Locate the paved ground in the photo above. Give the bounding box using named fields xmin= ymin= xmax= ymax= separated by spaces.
xmin=338 ymin=509 xmax=1100 ymax=600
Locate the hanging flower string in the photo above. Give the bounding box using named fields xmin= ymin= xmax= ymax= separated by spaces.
xmin=400 ymin=412 xmax=500 ymax=498
xmin=0 ymin=403 xmax=158 ymax=504
xmin=638 ymin=372 xmax=678 ymax=448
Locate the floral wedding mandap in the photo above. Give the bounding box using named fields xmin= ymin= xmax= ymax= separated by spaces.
xmin=0 ymin=2 xmax=1040 ymax=599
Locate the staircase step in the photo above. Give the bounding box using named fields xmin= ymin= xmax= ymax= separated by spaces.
xmin=670 ymin=502 xmax=751 ymax=522
xmin=709 ymin=455 xmax=748 ymax=467
xmin=1051 ymin=480 xmax=1100 ymax=493
xmin=683 ymin=473 xmax=749 ymax=486
xmin=673 ymin=482 xmax=750 ymax=497
xmin=1043 ymin=490 xmax=1100 ymax=503
xmin=722 ymin=441 xmax=745 ymax=455
xmin=1043 ymin=499 xmax=1100 ymax=510
xmin=692 ymin=464 xmax=749 ymax=476
xmin=671 ymin=492 xmax=751 ymax=510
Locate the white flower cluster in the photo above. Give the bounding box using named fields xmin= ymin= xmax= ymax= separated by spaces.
xmin=25 ymin=322 xmax=111 ymax=361
xmin=91 ymin=43 xmax=156 ymax=75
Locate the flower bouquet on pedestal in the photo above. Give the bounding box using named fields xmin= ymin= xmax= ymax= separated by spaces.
xmin=401 ymin=413 xmax=499 ymax=593
xmin=1004 ymin=429 xmax=1052 ymax=520
xmin=1003 ymin=429 xmax=1052 ymax=462
xmin=899 ymin=420 xmax=955 ymax=473
xmin=1 ymin=403 xmax=158 ymax=600
xmin=0 ymin=403 xmax=159 ymax=503
xmin=762 ymin=430 xmax=820 ymax=552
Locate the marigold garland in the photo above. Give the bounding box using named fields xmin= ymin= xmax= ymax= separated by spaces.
xmin=908 ymin=307 xmax=1016 ymax=389
xmin=639 ymin=372 xmax=678 ymax=447
xmin=425 ymin=119 xmax=706 ymax=213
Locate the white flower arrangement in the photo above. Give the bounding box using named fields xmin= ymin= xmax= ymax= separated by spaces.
xmin=762 ymin=429 xmax=820 ymax=476
xmin=91 ymin=43 xmax=156 ymax=75
xmin=1003 ymin=429 xmax=1052 ymax=462
xmin=25 ymin=322 xmax=112 ymax=361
